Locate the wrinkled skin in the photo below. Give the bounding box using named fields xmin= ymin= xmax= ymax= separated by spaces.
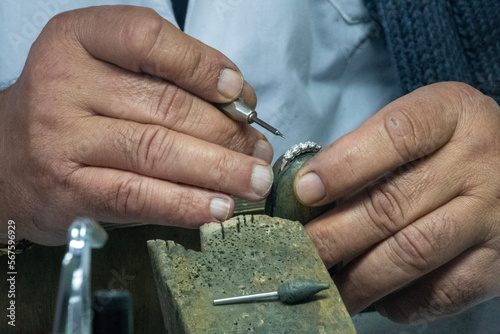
xmin=295 ymin=82 xmax=500 ymax=323
xmin=0 ymin=6 xmax=274 ymax=246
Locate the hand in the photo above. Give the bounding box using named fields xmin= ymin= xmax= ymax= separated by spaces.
xmin=294 ymin=82 xmax=500 ymax=323
xmin=0 ymin=6 xmax=274 ymax=246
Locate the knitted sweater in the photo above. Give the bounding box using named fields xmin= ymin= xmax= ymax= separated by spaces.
xmin=366 ymin=0 xmax=500 ymax=103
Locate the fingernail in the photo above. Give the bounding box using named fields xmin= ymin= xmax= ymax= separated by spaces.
xmin=210 ymin=197 xmax=231 ymax=222
xmin=295 ymin=172 xmax=326 ymax=205
xmin=253 ymin=140 xmax=274 ymax=164
xmin=251 ymin=165 xmax=273 ymax=197
xmin=218 ymin=68 xmax=244 ymax=99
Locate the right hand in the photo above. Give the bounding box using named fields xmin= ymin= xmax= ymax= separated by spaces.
xmin=0 ymin=5 xmax=274 ymax=246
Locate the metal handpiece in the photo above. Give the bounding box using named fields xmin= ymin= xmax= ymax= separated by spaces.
xmin=217 ymin=98 xmax=285 ymax=138
xmin=52 ymin=218 xmax=108 ymax=334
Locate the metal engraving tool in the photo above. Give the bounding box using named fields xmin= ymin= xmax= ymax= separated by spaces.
xmin=213 ymin=278 xmax=329 ymax=305
xmin=217 ymin=97 xmax=285 ymax=138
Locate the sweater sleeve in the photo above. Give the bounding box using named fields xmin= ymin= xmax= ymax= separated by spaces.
xmin=365 ymin=0 xmax=500 ymax=103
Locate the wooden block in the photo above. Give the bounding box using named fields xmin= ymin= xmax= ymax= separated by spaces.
xmin=148 ymin=215 xmax=356 ymax=333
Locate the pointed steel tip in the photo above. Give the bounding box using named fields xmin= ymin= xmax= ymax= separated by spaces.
xmin=252 ymin=117 xmax=285 ymax=139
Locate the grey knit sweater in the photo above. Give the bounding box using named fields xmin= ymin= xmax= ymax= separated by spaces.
xmin=366 ymin=0 xmax=500 ymax=103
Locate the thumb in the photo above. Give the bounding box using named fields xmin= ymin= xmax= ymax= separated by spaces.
xmin=42 ymin=5 xmax=252 ymax=103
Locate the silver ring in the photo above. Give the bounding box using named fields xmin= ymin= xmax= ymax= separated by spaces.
xmin=280 ymin=141 xmax=321 ymax=171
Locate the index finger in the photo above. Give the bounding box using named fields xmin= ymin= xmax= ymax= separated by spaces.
xmin=39 ymin=5 xmax=253 ymax=104
xmin=294 ymin=82 xmax=464 ymax=207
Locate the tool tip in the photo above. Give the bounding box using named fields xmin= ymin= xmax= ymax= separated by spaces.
xmin=252 ymin=117 xmax=285 ymax=139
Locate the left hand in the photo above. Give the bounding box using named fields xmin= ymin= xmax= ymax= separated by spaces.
xmin=294 ymin=82 xmax=500 ymax=323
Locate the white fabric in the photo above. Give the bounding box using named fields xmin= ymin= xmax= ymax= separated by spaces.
xmin=185 ymin=0 xmax=401 ymax=158
xmin=0 ymin=0 xmax=401 ymax=159
xmin=0 ymin=0 xmax=177 ymax=81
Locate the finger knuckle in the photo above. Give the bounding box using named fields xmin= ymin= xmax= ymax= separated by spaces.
xmin=439 ymin=82 xmax=499 ymax=129
xmin=43 ymin=10 xmax=73 ymax=33
xmin=135 ymin=126 xmax=174 ymax=172
xmin=114 ymin=176 xmax=149 ymax=218
xmin=215 ymin=122 xmax=253 ymax=152
xmin=166 ymin=190 xmax=197 ymax=225
xmin=481 ymin=93 xmax=500 ymax=114
xmin=383 ymin=82 xmax=472 ymax=162
xmin=363 ymin=181 xmax=408 ymax=237
xmin=154 ymin=84 xmax=195 ymax=127
xmin=227 ymin=127 xmax=260 ymax=155
xmin=179 ymin=42 xmax=205 ymax=79
xmin=442 ymin=81 xmax=484 ymax=109
xmin=196 ymin=51 xmax=224 ymax=88
xmin=448 ymin=83 xmax=500 ymax=156
xmin=37 ymin=11 xmax=82 ymax=57
xmin=171 ymin=41 xmax=216 ymax=86
xmin=387 ymin=225 xmax=435 ymax=273
xmin=120 ymin=9 xmax=163 ymax=66
xmin=204 ymin=149 xmax=234 ymax=190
